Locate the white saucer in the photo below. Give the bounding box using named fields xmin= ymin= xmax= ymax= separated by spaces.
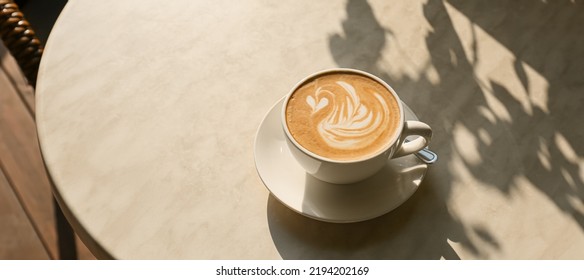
xmin=254 ymin=98 xmax=428 ymax=223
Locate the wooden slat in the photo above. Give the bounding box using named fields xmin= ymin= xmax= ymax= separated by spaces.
xmin=0 ymin=42 xmax=35 ymax=114
xmin=0 ymin=47 xmax=57 ymax=259
xmin=76 ymin=235 xmax=96 ymax=260
xmin=0 ymin=163 xmax=49 ymax=259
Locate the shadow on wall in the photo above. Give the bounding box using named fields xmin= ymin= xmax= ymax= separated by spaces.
xmin=267 ymin=0 xmax=583 ymax=259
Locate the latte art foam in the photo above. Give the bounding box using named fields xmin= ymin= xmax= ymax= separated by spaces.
xmin=311 ymin=81 xmax=388 ymax=149
xmin=286 ymin=72 xmax=400 ymax=161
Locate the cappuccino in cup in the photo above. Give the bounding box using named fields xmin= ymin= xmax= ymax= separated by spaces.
xmin=285 ymin=72 xmax=401 ymax=161
xmin=282 ymin=69 xmax=431 ymax=184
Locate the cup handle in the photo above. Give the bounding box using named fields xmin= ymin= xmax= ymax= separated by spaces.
xmin=392 ymin=120 xmax=432 ymax=158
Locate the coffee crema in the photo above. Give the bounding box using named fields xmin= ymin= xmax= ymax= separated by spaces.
xmin=285 ymin=72 xmax=400 ymax=161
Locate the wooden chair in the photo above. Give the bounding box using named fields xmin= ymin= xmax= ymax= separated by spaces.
xmin=0 ymin=0 xmax=77 ymax=259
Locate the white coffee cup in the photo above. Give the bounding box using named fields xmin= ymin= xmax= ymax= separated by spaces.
xmin=282 ymin=68 xmax=432 ymax=184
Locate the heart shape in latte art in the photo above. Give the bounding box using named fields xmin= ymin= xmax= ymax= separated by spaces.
xmin=307 ymin=81 xmax=390 ymax=150
xmin=306 ymin=95 xmax=329 ymax=112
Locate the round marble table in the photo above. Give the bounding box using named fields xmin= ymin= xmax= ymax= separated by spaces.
xmin=36 ymin=0 xmax=584 ymax=259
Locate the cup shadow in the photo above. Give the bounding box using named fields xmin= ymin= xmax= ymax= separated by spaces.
xmin=300 ymin=156 xmax=426 ymax=224
xmin=266 ymin=167 xmax=462 ymax=260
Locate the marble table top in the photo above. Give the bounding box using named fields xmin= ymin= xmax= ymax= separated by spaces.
xmin=36 ymin=0 xmax=584 ymax=259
